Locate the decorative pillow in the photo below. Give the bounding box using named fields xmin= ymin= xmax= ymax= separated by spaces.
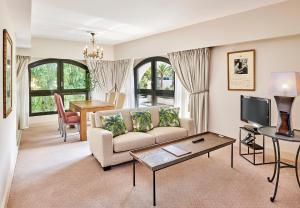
xmin=158 ymin=107 xmax=180 ymax=127
xmin=100 ymin=113 xmax=128 ymax=137
xmin=130 ymin=111 xmax=153 ymax=132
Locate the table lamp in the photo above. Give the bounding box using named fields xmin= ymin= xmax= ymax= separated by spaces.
xmin=270 ymin=72 xmax=300 ymax=137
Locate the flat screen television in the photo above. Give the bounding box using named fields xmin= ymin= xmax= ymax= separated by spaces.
xmin=241 ymin=95 xmax=271 ymax=127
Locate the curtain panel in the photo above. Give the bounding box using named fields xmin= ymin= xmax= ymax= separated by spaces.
xmin=168 ymin=48 xmax=210 ymax=133
xmin=86 ymin=59 xmax=134 ymax=106
xmin=16 ymin=55 xmax=31 ymax=129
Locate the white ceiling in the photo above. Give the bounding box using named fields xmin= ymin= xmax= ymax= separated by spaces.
xmin=7 ymin=0 xmax=32 ymax=48
xmin=31 ymin=0 xmax=285 ymax=45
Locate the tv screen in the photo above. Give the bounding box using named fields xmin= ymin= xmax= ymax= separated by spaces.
xmin=241 ymin=95 xmax=271 ymax=127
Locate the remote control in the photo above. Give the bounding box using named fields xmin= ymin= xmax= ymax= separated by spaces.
xmin=192 ymin=138 xmax=204 ymax=143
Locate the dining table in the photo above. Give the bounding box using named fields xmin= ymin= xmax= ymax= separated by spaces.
xmin=69 ymin=100 xmax=115 ymax=141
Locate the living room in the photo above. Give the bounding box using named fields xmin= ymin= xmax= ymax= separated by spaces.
xmin=1 ymin=0 xmax=300 ymax=207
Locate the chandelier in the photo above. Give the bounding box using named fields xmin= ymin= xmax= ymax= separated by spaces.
xmin=83 ymin=32 xmax=103 ymax=60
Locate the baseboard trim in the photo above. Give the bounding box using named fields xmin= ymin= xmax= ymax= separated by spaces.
xmin=1 ymin=164 xmax=16 ymax=208
xmin=0 ymin=130 xmax=22 ymax=208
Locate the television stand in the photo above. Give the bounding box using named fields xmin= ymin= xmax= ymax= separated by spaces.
xmin=244 ymin=125 xmax=258 ymax=132
xmin=239 ymin=125 xmax=274 ymax=165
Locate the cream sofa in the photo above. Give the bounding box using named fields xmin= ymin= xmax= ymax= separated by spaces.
xmin=88 ymin=106 xmax=196 ymax=170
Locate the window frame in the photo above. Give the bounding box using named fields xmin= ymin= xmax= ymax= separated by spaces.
xmin=29 ymin=58 xmax=89 ymax=116
xmin=134 ymin=56 xmax=175 ymax=107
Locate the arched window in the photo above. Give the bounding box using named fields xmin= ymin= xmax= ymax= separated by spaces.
xmin=134 ymin=57 xmax=175 ymax=107
xmin=29 ymin=59 xmax=89 ymax=116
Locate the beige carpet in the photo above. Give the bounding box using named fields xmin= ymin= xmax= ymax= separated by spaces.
xmin=7 ymin=121 xmax=300 ymax=208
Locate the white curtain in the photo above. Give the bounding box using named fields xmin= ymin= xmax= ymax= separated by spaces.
xmin=168 ymin=48 xmax=210 ymax=133
xmin=16 ymin=56 xmax=30 ymax=129
xmin=87 ymin=60 xmax=115 ymax=99
xmin=86 ymin=59 xmax=134 ymax=103
xmin=121 ymin=66 xmax=135 ymax=108
xmin=114 ymin=59 xmax=133 ymax=92
xmin=174 ymin=76 xmax=189 ymax=118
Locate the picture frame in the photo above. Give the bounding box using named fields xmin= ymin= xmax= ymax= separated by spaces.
xmin=227 ymin=49 xmax=255 ymax=91
xmin=3 ymin=29 xmax=13 ymax=118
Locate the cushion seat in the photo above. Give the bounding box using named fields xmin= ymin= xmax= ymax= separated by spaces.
xmin=65 ymin=112 xmax=78 ymax=117
xmin=147 ymin=127 xmax=188 ymax=143
xmin=66 ymin=115 xmax=80 ymax=123
xmin=113 ymin=132 xmax=156 ymax=152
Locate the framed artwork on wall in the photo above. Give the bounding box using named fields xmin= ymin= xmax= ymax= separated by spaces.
xmin=227 ymin=49 xmax=255 ymax=91
xmin=3 ymin=29 xmax=13 ymax=118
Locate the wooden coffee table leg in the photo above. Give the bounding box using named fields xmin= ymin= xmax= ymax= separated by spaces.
xmin=153 ymin=171 xmax=156 ymax=206
xmin=133 ymin=160 xmax=136 ymax=186
xmin=231 ymin=144 xmax=233 ymax=168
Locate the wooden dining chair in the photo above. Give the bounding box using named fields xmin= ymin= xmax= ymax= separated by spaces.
xmin=56 ymin=94 xmax=80 ymax=142
xmin=105 ymin=92 xmax=118 ymax=105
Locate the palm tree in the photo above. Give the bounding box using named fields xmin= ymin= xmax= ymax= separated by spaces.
xmin=157 ymin=64 xmax=173 ymax=89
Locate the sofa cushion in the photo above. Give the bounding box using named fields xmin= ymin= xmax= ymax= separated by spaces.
xmin=94 ymin=106 xmax=161 ymax=131
xmin=147 ymin=127 xmax=188 ymax=143
xmin=130 ymin=110 xmax=154 ymax=132
xmin=100 ymin=113 xmax=128 ymax=137
xmin=158 ymin=107 xmax=180 ymax=127
xmin=113 ymin=132 xmax=156 ymax=152
xmin=95 ymin=109 xmax=133 ymax=132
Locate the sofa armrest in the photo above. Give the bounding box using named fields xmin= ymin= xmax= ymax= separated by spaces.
xmin=88 ymin=127 xmax=113 ymax=167
xmin=180 ymin=118 xmax=196 ymax=136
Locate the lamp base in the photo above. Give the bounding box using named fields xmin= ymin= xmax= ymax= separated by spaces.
xmin=274 ymin=96 xmax=294 ymax=137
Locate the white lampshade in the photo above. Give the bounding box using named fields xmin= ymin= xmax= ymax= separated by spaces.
xmin=270 ymin=72 xmax=300 ymax=97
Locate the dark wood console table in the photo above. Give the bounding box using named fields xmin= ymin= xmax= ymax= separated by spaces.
xmin=258 ymin=126 xmax=300 ymax=202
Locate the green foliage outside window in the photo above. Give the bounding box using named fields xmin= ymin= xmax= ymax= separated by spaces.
xmin=138 ymin=67 xmax=151 ymax=89
xmin=31 ymin=96 xmax=56 ymax=113
xmin=138 ymin=63 xmax=174 ymax=90
xmin=63 ymin=63 xmax=86 ymax=89
xmin=30 ymin=63 xmax=57 ymax=90
xmin=64 ymin=94 xmax=86 ymax=110
xmin=30 ymin=60 xmax=88 ymax=115
xmin=156 ymin=63 xmax=174 ymax=90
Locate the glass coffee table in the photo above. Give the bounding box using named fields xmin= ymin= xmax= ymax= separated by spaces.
xmin=129 ymin=132 xmax=236 ymax=206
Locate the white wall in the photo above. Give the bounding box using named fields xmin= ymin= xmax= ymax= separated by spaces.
xmin=209 ymin=35 xmax=300 ymax=159
xmin=0 ymin=0 xmax=18 ymax=207
xmin=111 ymin=0 xmax=300 ymax=160
xmin=114 ymin=0 xmax=300 ymax=59
xmin=17 ymin=37 xmax=114 ymax=60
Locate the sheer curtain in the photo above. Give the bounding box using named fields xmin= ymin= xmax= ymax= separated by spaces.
xmin=168 ymin=48 xmax=210 ymax=133
xmin=86 ymin=60 xmax=115 ymax=100
xmin=16 ymin=55 xmax=31 ymax=129
xmin=121 ymin=66 xmax=135 ymax=108
xmin=174 ymin=76 xmax=189 ymax=118
xmin=86 ymin=59 xmax=134 ymax=106
xmin=114 ymin=59 xmax=133 ymax=92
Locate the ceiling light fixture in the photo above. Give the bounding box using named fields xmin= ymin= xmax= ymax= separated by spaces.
xmin=83 ymin=32 xmax=103 ymax=60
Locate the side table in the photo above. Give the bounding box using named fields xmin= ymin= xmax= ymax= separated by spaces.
xmin=258 ymin=126 xmax=300 ymax=202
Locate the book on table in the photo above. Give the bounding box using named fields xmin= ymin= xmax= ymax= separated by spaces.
xmin=162 ymin=145 xmax=191 ymax=157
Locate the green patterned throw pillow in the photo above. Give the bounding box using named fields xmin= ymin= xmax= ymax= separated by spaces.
xmin=130 ymin=111 xmax=153 ymax=132
xmin=158 ymin=107 xmax=180 ymax=127
xmin=100 ymin=113 xmax=128 ymax=137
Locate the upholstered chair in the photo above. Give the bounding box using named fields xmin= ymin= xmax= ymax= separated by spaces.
xmin=55 ymin=94 xmax=80 ymax=142
xmin=54 ymin=93 xmax=78 ymax=135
